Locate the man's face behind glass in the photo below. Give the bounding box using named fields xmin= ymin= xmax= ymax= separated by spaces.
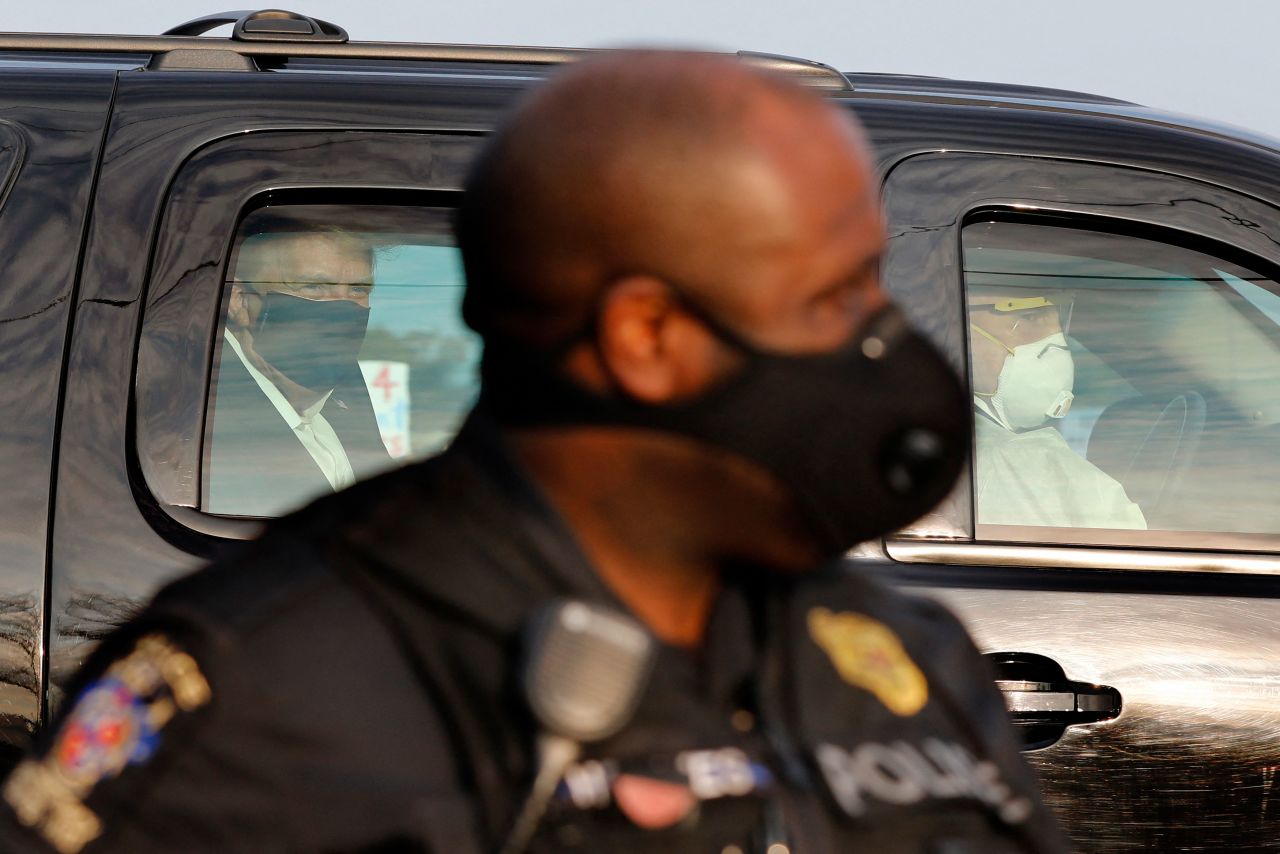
xmin=969 ymin=303 xmax=1064 ymax=396
xmin=227 ymin=231 xmax=375 ymax=393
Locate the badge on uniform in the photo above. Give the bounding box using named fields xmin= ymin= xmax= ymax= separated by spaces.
xmin=3 ymin=633 xmax=211 ymax=854
xmin=807 ymin=607 xmax=928 ymax=717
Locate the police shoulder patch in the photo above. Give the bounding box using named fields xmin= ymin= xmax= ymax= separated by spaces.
xmin=807 ymin=606 xmax=928 ymax=717
xmin=3 ymin=633 xmax=211 ymax=854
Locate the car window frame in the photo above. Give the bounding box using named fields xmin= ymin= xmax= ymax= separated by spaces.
xmin=133 ymin=129 xmax=478 ymax=543
xmin=877 ymin=151 xmax=1280 ymax=574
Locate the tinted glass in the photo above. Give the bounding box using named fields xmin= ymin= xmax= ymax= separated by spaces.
xmin=963 ymin=219 xmax=1280 ymax=547
xmin=203 ymin=204 xmax=480 ymax=517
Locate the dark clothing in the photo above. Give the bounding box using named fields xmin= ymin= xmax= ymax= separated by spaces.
xmin=0 ymin=413 xmax=1067 ymax=853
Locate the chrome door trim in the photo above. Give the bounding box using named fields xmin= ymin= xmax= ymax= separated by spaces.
xmin=885 ymin=539 xmax=1280 ymax=575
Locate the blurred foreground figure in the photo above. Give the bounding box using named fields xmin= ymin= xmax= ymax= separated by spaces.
xmin=0 ymin=52 xmax=1067 ymax=853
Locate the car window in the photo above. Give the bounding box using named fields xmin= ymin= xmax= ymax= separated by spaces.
xmin=963 ymin=218 xmax=1280 ymax=547
xmin=1218 ymin=268 xmax=1280 ymax=324
xmin=202 ymin=204 xmax=480 ymax=517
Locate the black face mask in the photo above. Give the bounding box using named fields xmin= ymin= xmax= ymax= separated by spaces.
xmin=482 ymin=298 xmax=970 ymax=556
xmin=251 ymin=292 xmax=370 ymax=393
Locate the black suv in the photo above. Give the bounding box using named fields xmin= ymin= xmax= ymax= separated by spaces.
xmin=1 ymin=10 xmax=1278 ymax=852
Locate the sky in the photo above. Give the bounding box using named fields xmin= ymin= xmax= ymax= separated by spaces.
xmin=5 ymin=0 xmax=1278 ymax=139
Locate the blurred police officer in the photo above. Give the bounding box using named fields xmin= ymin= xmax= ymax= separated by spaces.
xmin=0 ymin=51 xmax=1068 ymax=853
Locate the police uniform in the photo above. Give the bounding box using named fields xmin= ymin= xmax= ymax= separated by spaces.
xmin=0 ymin=411 xmax=1068 ymax=853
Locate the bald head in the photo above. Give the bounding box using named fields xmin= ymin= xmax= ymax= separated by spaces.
xmin=458 ymin=50 xmax=878 ymax=355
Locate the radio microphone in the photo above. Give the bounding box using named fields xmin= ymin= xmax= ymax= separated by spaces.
xmin=498 ymin=600 xmax=656 ymax=854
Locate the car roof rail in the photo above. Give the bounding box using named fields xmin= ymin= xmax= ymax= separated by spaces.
xmin=0 ymin=12 xmax=850 ymax=89
xmin=163 ymin=9 xmax=348 ymax=43
xmin=151 ymin=7 xmax=349 ymax=69
xmin=737 ymin=51 xmax=851 ymax=91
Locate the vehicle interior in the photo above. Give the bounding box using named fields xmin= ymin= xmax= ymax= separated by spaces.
xmin=964 ymin=218 xmax=1280 ymax=541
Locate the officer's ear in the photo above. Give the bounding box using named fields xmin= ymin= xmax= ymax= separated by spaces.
xmin=590 ymin=274 xmax=734 ymax=404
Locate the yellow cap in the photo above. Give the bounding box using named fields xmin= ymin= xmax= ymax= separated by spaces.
xmin=971 ymin=295 xmax=1058 ymax=312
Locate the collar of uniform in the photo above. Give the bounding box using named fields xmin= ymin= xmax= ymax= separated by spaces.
xmin=342 ymin=402 xmax=772 ymax=700
xmin=341 ymin=403 xmax=623 ymax=639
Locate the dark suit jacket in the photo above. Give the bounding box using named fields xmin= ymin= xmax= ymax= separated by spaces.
xmin=204 ymin=350 xmax=391 ymax=517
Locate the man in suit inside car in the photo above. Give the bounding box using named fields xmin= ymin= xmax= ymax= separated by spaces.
xmin=205 ymin=227 xmax=389 ymax=517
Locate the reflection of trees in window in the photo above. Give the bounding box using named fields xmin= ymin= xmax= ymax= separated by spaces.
xmin=58 ymin=592 xmax=144 ymax=643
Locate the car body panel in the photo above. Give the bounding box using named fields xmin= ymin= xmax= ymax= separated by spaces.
xmin=926 ymin=584 xmax=1280 ymax=852
xmin=0 ymin=67 xmax=116 ymax=760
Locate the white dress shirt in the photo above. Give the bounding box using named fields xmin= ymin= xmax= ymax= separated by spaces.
xmin=223 ymin=328 xmax=356 ymax=491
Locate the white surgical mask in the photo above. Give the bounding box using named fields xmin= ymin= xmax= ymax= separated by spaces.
xmin=983 ymin=331 xmax=1075 ymax=431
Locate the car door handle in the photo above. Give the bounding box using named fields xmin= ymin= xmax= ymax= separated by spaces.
xmin=985 ymin=652 xmax=1122 ymax=750
xmin=998 ymin=680 xmax=1120 ymax=716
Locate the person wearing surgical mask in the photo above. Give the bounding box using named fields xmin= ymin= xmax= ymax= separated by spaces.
xmin=205 ymin=228 xmax=390 ymax=516
xmin=968 ymin=289 xmax=1145 ymax=530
